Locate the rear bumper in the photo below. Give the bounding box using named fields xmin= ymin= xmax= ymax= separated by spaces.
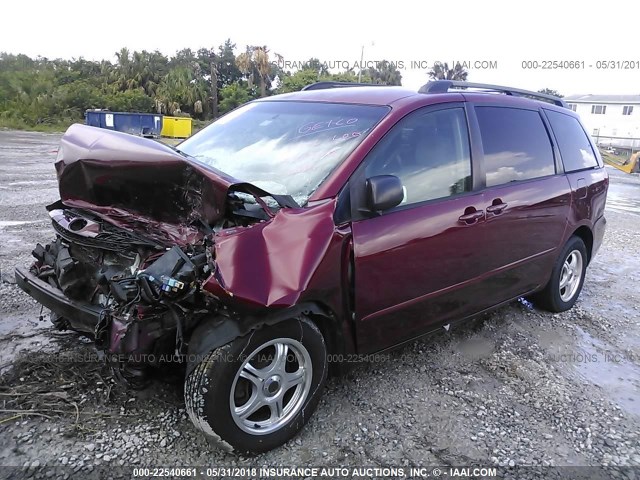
xmin=15 ymin=267 xmax=102 ymax=335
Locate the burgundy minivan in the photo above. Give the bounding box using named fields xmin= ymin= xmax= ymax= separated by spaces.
xmin=16 ymin=81 xmax=608 ymax=453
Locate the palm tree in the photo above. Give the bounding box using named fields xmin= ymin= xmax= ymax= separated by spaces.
xmin=209 ymin=50 xmax=218 ymax=118
xmin=156 ymin=67 xmax=190 ymax=114
xmin=115 ymin=47 xmax=130 ymax=68
xmin=273 ymin=52 xmax=285 ymax=68
xmin=113 ymin=48 xmax=127 ymax=91
xmin=538 ymin=88 xmax=563 ymax=98
xmin=235 ymin=50 xmax=254 ymax=89
xmin=155 ymin=66 xmax=209 ymax=118
xmin=428 ymin=62 xmax=468 ymax=81
xmin=366 ymin=60 xmax=402 ymax=85
xmin=253 ymin=46 xmax=270 ymax=97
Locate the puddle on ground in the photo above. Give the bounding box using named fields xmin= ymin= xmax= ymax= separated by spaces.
xmin=534 ymin=323 xmax=640 ymax=416
xmin=607 ymin=189 xmax=640 ymax=214
xmin=454 ymin=336 xmax=496 ymax=360
xmin=8 ymin=180 xmax=57 ymax=186
xmin=606 ymin=176 xmax=640 ymax=215
xmin=0 ymin=309 xmax=57 ymax=373
xmin=572 ymin=326 xmax=640 ymax=416
xmin=0 ymin=220 xmax=38 ymax=228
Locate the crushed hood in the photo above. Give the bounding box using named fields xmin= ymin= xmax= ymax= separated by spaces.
xmin=55 ymin=124 xmax=239 ymax=245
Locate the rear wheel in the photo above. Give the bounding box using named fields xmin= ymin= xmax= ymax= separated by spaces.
xmin=533 ymin=236 xmax=587 ymax=312
xmin=184 ymin=317 xmax=327 ymax=453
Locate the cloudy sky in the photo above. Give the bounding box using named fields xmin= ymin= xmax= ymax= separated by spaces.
xmin=3 ymin=0 xmax=639 ymax=95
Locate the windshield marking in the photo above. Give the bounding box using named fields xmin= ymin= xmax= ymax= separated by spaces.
xmin=297 ymin=118 xmax=359 ymax=137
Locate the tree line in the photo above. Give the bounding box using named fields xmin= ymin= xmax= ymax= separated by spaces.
xmin=0 ymin=41 xmax=409 ymax=129
xmin=0 ymin=43 xmax=561 ymax=131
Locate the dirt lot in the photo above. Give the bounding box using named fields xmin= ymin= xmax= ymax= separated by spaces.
xmin=0 ymin=130 xmax=639 ymax=478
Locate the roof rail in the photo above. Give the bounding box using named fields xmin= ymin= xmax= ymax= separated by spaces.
xmin=419 ymin=80 xmax=567 ymax=108
xmin=302 ymin=81 xmax=386 ymax=91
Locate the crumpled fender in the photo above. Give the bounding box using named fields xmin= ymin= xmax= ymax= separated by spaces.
xmin=203 ymin=198 xmax=340 ymax=310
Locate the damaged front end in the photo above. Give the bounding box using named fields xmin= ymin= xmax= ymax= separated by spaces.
xmin=21 ymin=204 xmax=216 ymax=387
xmin=16 ymin=124 xmax=302 ymax=387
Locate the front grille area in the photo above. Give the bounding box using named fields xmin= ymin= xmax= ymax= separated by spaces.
xmin=52 ymin=211 xmax=161 ymax=252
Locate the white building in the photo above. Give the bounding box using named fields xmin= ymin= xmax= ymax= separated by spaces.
xmin=564 ymin=94 xmax=640 ymax=151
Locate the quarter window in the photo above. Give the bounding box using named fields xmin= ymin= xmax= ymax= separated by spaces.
xmin=545 ymin=110 xmax=598 ymax=172
xmin=591 ymin=105 xmax=607 ymax=114
xmin=623 ymin=105 xmax=634 ymax=115
xmin=475 ymin=107 xmax=555 ymax=187
xmin=364 ymin=107 xmax=472 ymax=207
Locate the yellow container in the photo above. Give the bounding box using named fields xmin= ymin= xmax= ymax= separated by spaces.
xmin=161 ymin=116 xmax=192 ymax=138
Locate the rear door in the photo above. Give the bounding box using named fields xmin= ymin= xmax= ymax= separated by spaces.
xmin=350 ymin=104 xmax=491 ymax=353
xmin=471 ymin=105 xmax=572 ymax=301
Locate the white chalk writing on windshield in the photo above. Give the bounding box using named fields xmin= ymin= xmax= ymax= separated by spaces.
xmin=297 ymin=118 xmax=359 ymax=137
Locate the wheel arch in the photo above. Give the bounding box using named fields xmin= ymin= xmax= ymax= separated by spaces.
xmin=571 ymin=225 xmax=594 ymax=264
xmin=186 ymin=301 xmax=346 ymax=377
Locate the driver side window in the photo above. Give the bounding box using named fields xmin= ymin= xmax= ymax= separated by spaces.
xmin=364 ymin=107 xmax=472 ymax=207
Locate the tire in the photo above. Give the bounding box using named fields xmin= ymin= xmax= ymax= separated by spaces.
xmin=533 ymin=236 xmax=588 ymax=312
xmin=184 ymin=317 xmax=327 ymax=454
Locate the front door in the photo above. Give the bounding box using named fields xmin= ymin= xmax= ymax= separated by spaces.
xmin=350 ymin=105 xmax=491 ymax=353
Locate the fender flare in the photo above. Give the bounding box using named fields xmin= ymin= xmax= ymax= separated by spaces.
xmin=184 ymin=302 xmax=336 ymax=376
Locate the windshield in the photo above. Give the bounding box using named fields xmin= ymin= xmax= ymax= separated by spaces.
xmin=177 ymin=101 xmax=390 ymax=205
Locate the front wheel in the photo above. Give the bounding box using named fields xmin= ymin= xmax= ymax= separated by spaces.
xmin=533 ymin=236 xmax=587 ymax=312
xmin=184 ymin=317 xmax=327 ymax=454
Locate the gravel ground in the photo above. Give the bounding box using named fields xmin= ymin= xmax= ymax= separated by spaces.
xmin=0 ymin=130 xmax=639 ymax=478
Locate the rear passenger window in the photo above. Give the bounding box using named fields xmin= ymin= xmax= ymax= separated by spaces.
xmin=476 ymin=107 xmax=555 ymax=187
xmin=545 ymin=110 xmax=598 ymax=172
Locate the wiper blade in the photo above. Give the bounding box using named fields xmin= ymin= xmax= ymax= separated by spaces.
xmin=170 ymin=146 xmax=189 ymax=158
xmin=231 ymin=183 xmax=300 ymax=209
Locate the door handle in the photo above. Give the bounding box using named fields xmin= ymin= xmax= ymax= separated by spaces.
xmin=458 ymin=209 xmax=484 ymax=225
xmin=486 ymin=202 xmax=508 ymax=214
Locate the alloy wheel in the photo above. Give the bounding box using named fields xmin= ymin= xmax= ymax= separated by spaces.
xmin=559 ymin=250 xmax=583 ymax=302
xmin=229 ymin=338 xmax=312 ymax=435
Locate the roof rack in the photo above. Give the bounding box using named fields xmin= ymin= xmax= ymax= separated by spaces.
xmin=419 ymin=80 xmax=567 ymax=108
xmin=301 ymin=81 xmax=386 ymax=91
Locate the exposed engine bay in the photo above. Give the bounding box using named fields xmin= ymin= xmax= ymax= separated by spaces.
xmin=28 ymin=194 xmax=274 ymax=387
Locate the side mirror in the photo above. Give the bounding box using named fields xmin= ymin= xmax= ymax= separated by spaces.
xmin=366 ymin=175 xmax=404 ymax=212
